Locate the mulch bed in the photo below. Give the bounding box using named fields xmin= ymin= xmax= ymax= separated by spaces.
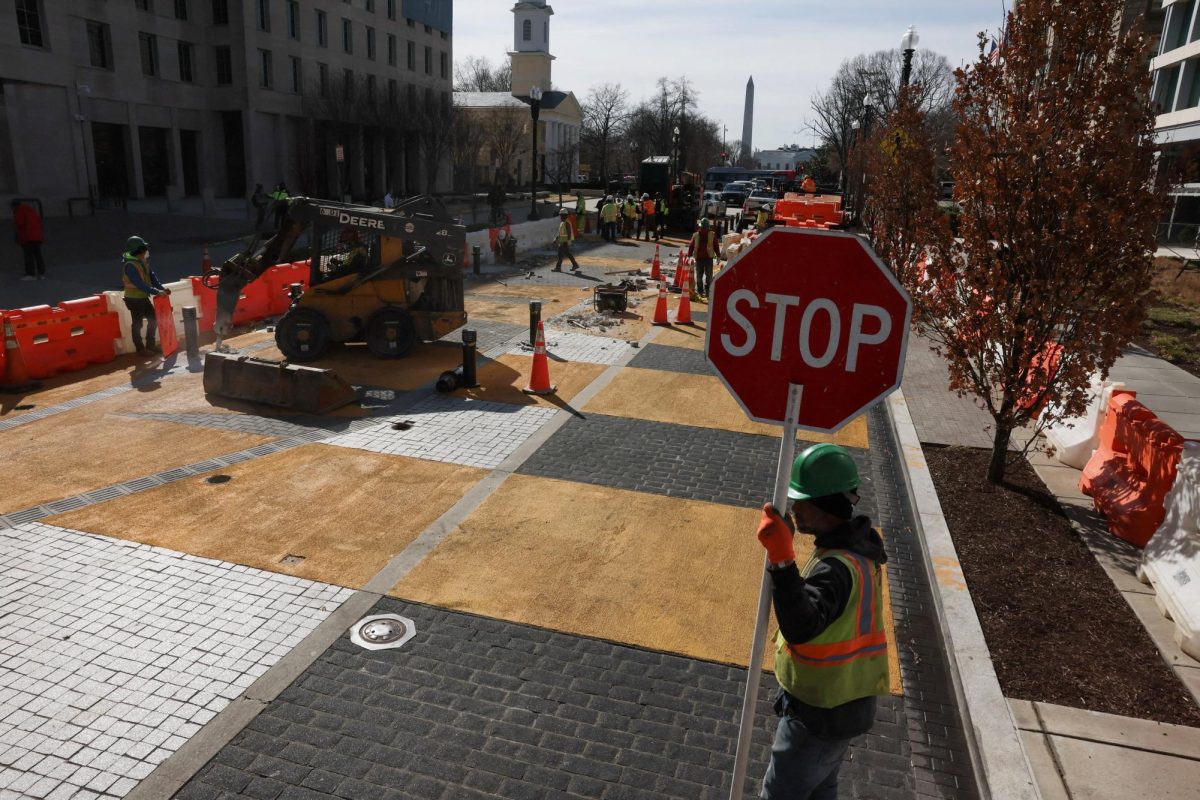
xmin=925 ymin=445 xmax=1200 ymax=727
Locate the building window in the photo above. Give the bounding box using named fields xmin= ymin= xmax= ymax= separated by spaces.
xmin=290 ymin=56 xmax=301 ymax=93
xmin=522 ymin=19 xmax=531 ymax=41
xmin=366 ymin=74 xmax=375 ymax=102
xmin=136 ymin=0 xmax=152 ymax=10
xmin=212 ymin=0 xmax=229 ymax=25
xmin=366 ymin=27 xmax=375 ymax=60
xmin=440 ymin=31 xmax=447 ymax=40
xmin=388 ymin=77 xmax=397 ymax=103
xmin=139 ymin=33 xmax=159 ymax=77
xmin=423 ymin=45 xmax=431 ymax=75
xmin=287 ymin=1 xmax=299 ymax=40
xmin=316 ymin=10 xmax=327 ymax=47
xmin=215 ymin=45 xmax=232 ymax=84
xmin=406 ymin=40 xmax=415 ymax=70
xmin=342 ymin=19 xmax=352 ymax=54
xmin=364 ymin=0 xmax=374 ymax=11
xmin=406 ymin=83 xmax=415 ymax=106
xmin=16 ymin=0 xmax=45 ymax=47
xmin=259 ymin=49 xmax=272 ymax=88
xmin=386 ymin=0 xmax=395 ymax=20
xmin=344 ymin=68 xmax=354 ymax=99
xmin=178 ymin=41 xmax=193 ymax=82
xmin=424 ymin=24 xmax=431 ymax=34
xmin=439 ymin=51 xmax=447 ymax=79
xmin=257 ymin=0 xmax=270 ymax=31
xmin=318 ymin=62 xmax=329 ymax=96
xmin=544 ymin=21 xmax=548 ymax=45
xmin=175 ymin=0 xmax=189 ymax=20
xmin=424 ymin=86 xmax=433 ymax=109
xmin=387 ymin=34 xmax=396 ymax=66
xmin=86 ymin=21 xmax=113 ymax=69
xmin=406 ymin=18 xmax=414 ymax=28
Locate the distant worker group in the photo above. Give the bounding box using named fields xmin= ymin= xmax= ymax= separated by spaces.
xmin=597 ymin=193 xmax=666 ymax=243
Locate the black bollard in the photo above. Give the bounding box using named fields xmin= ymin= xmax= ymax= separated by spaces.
xmin=529 ymin=301 xmax=541 ymax=348
xmin=472 ymin=245 xmax=481 ymax=275
xmin=460 ymin=329 xmax=479 ymax=388
xmin=182 ymin=306 xmax=200 ymax=359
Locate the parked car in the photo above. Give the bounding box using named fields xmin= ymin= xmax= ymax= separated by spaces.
xmin=721 ymin=181 xmax=752 ymax=207
xmin=702 ymin=191 xmax=728 ymax=217
xmin=743 ymin=188 xmax=779 ymax=215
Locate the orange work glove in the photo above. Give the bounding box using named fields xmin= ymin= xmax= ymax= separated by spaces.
xmin=757 ymin=503 xmax=795 ymax=564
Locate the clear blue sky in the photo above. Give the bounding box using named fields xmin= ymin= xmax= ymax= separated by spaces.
xmin=453 ymin=1 xmax=1008 ymax=150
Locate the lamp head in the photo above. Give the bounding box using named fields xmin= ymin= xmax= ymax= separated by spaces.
xmin=530 ymin=86 xmax=543 ymax=101
xmin=902 ymin=24 xmax=919 ymax=52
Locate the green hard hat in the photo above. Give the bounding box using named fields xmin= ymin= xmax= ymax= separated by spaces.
xmin=788 ymin=443 xmax=860 ymax=501
xmin=125 ymin=235 xmax=149 ymax=254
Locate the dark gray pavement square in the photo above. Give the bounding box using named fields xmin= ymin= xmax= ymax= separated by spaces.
xmin=516 ymin=413 xmax=874 ymax=513
xmin=628 ymin=343 xmax=713 ymax=376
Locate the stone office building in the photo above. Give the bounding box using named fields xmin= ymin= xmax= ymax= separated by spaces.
xmin=1 ymin=0 xmax=453 ymax=217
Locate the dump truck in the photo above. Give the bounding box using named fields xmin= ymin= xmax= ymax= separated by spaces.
xmin=209 ymin=195 xmax=467 ymax=361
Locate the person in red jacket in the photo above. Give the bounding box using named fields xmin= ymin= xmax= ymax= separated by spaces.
xmin=11 ymin=199 xmax=46 ymax=280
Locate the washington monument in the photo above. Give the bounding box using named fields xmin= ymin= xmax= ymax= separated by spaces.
xmin=741 ymin=76 xmax=754 ymax=164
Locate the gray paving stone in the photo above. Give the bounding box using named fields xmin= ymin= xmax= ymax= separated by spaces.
xmin=627 ymin=343 xmax=713 ymax=376
xmin=517 ymin=413 xmax=873 ymax=512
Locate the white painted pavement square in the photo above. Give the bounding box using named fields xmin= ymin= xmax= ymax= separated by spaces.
xmin=507 ymin=328 xmax=635 ymax=366
xmin=0 ymin=523 xmax=353 ymax=799
xmin=323 ymin=394 xmax=559 ymax=469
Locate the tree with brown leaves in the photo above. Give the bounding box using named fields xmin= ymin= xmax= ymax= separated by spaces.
xmin=873 ymin=0 xmax=1168 ymax=483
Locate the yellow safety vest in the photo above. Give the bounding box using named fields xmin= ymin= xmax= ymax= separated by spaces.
xmin=121 ymin=254 xmax=153 ymax=299
xmin=556 ymin=221 xmax=573 ymax=245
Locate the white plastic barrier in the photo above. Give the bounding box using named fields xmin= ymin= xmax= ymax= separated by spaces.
xmin=102 ymin=290 xmax=137 ymax=355
xmin=103 ymin=280 xmax=196 ymax=355
xmin=1044 ymin=377 xmax=1125 ymax=470
xmin=1139 ymin=441 xmax=1200 ymax=661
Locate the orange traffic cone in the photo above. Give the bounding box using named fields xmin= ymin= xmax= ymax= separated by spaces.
xmin=675 ymin=266 xmax=693 ymax=325
xmin=0 ymin=316 xmax=42 ymax=393
xmin=651 ymin=281 xmax=670 ymax=326
xmin=650 ymin=245 xmax=662 ymax=281
xmin=523 ymin=320 xmax=557 ymax=395
xmin=673 ymin=250 xmax=685 ymax=287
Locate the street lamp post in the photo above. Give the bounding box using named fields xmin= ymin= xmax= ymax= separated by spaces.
xmin=858 ymin=98 xmax=875 ymax=223
xmin=672 ymin=125 xmax=681 ymax=184
xmin=528 ymin=85 xmax=543 ymax=221
xmin=900 ymin=25 xmax=920 ymax=88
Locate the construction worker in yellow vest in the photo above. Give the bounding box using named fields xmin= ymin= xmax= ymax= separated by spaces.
xmin=755 ymin=443 xmax=889 ymax=799
xmin=600 ymin=195 xmax=619 ymax=241
xmin=755 ymin=204 xmax=772 ymax=231
xmin=622 ymin=196 xmax=638 ymax=239
xmin=552 ymin=208 xmax=580 ymax=272
xmin=121 ymin=235 xmax=170 ymax=356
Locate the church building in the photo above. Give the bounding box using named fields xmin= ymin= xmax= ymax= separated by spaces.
xmin=455 ymin=1 xmax=582 ymax=191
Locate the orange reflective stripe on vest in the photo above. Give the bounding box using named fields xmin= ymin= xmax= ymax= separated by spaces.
xmin=785 ymin=551 xmax=885 ymax=667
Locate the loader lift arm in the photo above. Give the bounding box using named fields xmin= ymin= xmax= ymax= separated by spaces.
xmin=207 ymin=195 xmax=464 ymax=339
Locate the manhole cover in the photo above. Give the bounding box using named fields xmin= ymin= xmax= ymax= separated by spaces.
xmin=206 ymin=475 xmax=232 ymax=485
xmin=349 ymin=614 xmax=416 ymax=651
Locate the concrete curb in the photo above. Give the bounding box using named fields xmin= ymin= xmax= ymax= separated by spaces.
xmin=884 ymin=389 xmax=1042 ymax=800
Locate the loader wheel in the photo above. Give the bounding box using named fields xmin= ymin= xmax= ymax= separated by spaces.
xmin=276 ymin=308 xmax=331 ymax=362
xmin=366 ymin=308 xmax=417 ymax=358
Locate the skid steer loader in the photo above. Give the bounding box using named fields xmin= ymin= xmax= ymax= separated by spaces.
xmin=202 ymin=196 xmax=468 ymax=413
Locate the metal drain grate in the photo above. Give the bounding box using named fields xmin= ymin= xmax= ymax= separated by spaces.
xmin=349 ymin=614 xmax=416 ymax=651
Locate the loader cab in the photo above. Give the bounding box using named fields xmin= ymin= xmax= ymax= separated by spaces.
xmin=312 ymin=225 xmax=380 ymax=282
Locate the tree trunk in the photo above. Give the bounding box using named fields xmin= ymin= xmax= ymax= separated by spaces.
xmin=986 ymin=421 xmax=1012 ymax=484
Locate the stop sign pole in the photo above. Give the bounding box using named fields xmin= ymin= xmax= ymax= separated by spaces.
xmin=705 ymin=228 xmax=911 ymax=798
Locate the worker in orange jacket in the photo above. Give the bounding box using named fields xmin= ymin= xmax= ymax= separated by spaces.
xmin=687 ymin=218 xmax=719 ymax=297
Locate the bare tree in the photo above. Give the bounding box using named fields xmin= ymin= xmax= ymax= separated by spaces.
xmin=811 ymin=49 xmax=955 ymax=190
xmin=545 ymin=137 xmax=580 ymax=204
xmin=454 ymin=56 xmax=512 ymax=92
xmin=475 ymin=106 xmax=529 ymax=188
xmin=581 ymin=83 xmax=629 ymax=189
xmin=410 ymin=91 xmax=458 ymax=194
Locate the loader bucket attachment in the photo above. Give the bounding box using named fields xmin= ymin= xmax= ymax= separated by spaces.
xmin=203 ymin=352 xmax=358 ymax=414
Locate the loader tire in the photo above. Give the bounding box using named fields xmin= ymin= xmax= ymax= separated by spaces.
xmin=276 ymin=308 xmax=331 ymax=362
xmin=366 ymin=307 xmax=417 ymax=358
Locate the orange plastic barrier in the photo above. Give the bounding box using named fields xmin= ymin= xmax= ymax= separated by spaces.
xmin=773 ymin=194 xmax=846 ymax=229
xmin=7 ymin=295 xmax=121 ymax=379
xmin=190 ymin=277 xmax=218 ymax=332
xmin=0 ymin=310 xmax=7 ymax=381
xmin=154 ymin=295 xmax=180 ymax=358
xmin=1081 ymin=391 xmax=1187 ymax=547
xmin=264 ymin=261 xmax=310 ymax=315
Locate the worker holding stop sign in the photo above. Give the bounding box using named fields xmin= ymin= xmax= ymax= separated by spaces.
xmin=705 ymin=228 xmax=911 ymax=799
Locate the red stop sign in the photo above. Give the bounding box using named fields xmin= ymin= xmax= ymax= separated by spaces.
xmin=704 ymin=228 xmax=911 ymax=432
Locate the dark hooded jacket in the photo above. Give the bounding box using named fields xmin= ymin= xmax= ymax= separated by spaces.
xmin=768 ymin=514 xmax=888 ymax=739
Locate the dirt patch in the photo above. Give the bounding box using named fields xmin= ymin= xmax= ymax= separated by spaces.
xmin=925 ymin=445 xmax=1200 ymax=727
xmin=1140 ymin=259 xmax=1200 ymax=376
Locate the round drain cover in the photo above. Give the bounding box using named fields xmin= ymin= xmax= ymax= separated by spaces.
xmin=206 ymin=475 xmax=232 ymax=485
xmin=349 ymin=614 xmax=417 ymax=651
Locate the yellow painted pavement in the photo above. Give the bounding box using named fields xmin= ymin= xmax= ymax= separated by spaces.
xmin=47 ymin=445 xmax=486 ymax=588
xmin=461 ymin=353 xmax=606 ymax=410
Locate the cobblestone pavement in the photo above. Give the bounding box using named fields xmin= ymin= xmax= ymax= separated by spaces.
xmin=506 ymin=329 xmax=636 ymax=366
xmin=324 ymin=394 xmax=560 ymax=469
xmin=627 ymin=343 xmax=713 ymax=376
xmin=518 ymin=412 xmax=874 ymax=511
xmin=0 ymin=524 xmax=352 ymax=800
xmin=175 ymin=403 xmax=974 ymax=800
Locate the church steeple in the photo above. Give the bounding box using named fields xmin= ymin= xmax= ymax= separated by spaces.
xmin=510 ymin=1 xmax=554 ymax=97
